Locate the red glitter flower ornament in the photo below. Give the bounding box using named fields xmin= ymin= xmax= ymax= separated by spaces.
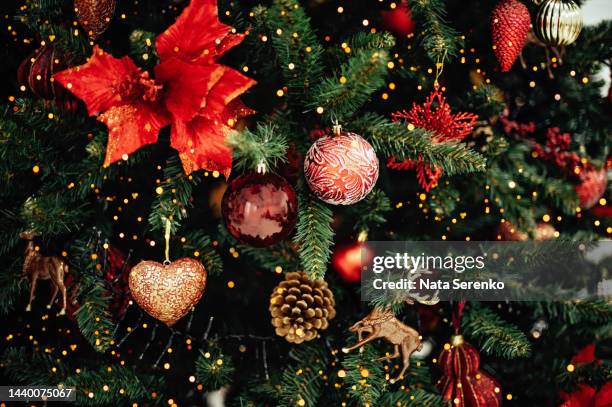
xmin=387 ymin=87 xmax=478 ymax=191
xmin=559 ymin=382 xmax=612 ymax=407
xmin=54 ymin=0 xmax=256 ymax=176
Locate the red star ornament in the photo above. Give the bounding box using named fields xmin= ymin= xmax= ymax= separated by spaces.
xmin=387 ymin=87 xmax=478 ymax=191
xmin=54 ymin=0 xmax=256 ymax=177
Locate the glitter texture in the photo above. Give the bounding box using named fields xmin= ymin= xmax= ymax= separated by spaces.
xmin=129 ymin=258 xmax=207 ymax=326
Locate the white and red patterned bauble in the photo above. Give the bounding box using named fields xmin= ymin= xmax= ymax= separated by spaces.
xmin=304 ymin=128 xmax=379 ymax=205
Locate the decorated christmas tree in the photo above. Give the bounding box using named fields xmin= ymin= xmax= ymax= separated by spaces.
xmin=0 ymin=0 xmax=611 ymax=406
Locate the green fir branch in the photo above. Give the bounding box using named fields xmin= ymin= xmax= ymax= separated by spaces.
xmin=195 ymin=341 xmax=235 ymax=391
xmin=129 ymin=30 xmax=158 ymax=70
xmin=1 ymin=347 xmax=70 ymax=384
xmin=379 ymin=388 xmax=450 ymax=407
xmin=21 ymin=195 xmax=90 ymax=236
xmin=410 ymin=0 xmax=461 ymax=64
xmin=461 ymin=85 xmax=506 ymax=119
xmin=309 ymin=45 xmax=392 ymax=121
xmin=235 ymin=243 xmax=300 ymax=274
xmin=352 ymin=113 xmax=486 ymax=176
xmin=148 ymin=155 xmax=201 ymax=233
xmin=73 ymin=272 xmax=115 ymax=353
xmin=217 ymin=224 xmax=300 ymax=273
xmin=277 ymin=342 xmax=330 ymax=407
xmin=70 ymin=234 xmax=115 ymax=352
xmin=462 ymin=302 xmax=531 ymax=359
xmin=348 ymin=31 xmax=396 ymax=52
xmin=252 ymin=0 xmax=324 ymax=102
xmin=64 ymin=366 xmax=162 ymax=406
xmin=180 ymin=230 xmax=224 ymax=277
xmin=342 ymin=344 xmax=386 ymax=406
xmin=293 ymin=190 xmax=334 ymax=280
xmin=1 ymin=347 xmax=162 ymax=405
xmin=228 ymin=123 xmax=289 ymax=173
xmin=0 ymin=209 xmax=23 ymax=257
xmin=536 ymin=301 xmax=612 ymax=325
xmin=350 ymin=188 xmax=392 ymax=233
xmin=0 ymin=258 xmax=26 ymax=316
xmin=556 ymin=360 xmax=612 ymax=391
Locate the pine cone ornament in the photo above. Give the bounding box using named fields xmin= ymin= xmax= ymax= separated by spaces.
xmin=491 ymin=0 xmax=531 ymax=72
xmin=270 ymin=272 xmax=336 ymax=344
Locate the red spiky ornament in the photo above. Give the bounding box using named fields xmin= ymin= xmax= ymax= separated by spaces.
xmin=491 ymin=0 xmax=531 ymax=72
xmin=387 ymin=87 xmax=478 ymax=191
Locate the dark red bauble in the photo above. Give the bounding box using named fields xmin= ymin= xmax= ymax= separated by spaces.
xmin=17 ymin=45 xmax=79 ymax=110
xmin=18 ymin=45 xmax=66 ymax=100
xmin=222 ymin=173 xmax=298 ymax=247
xmin=381 ymin=1 xmax=416 ymax=37
xmin=591 ymin=205 xmax=612 ymax=217
xmin=64 ymin=245 xmax=132 ymax=321
xmin=331 ymin=242 xmax=373 ymax=283
xmin=104 ymin=245 xmax=132 ymax=317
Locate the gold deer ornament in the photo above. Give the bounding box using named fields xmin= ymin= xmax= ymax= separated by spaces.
xmin=20 ymin=230 xmax=68 ymax=315
xmin=342 ymin=306 xmax=422 ymax=383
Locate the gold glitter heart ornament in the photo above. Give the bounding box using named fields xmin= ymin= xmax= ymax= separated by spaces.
xmin=128 ymin=258 xmax=207 ymax=326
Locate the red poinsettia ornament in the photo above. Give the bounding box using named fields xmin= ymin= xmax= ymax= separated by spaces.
xmin=388 ymin=87 xmax=478 ymax=191
xmin=54 ymin=0 xmax=255 ymax=176
xmin=559 ymin=382 xmax=612 ymax=407
xmin=559 ymin=344 xmax=612 ymax=407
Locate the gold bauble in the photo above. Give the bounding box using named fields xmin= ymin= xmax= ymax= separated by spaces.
xmin=534 ymin=0 xmax=582 ymax=46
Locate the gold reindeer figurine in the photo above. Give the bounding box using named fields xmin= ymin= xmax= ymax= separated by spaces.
xmin=342 ymin=306 xmax=422 ymax=382
xmin=20 ymin=230 xmax=68 ymax=315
